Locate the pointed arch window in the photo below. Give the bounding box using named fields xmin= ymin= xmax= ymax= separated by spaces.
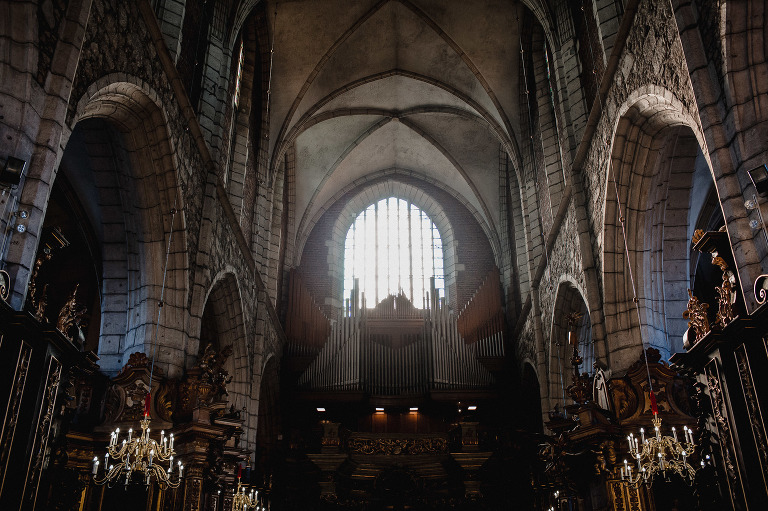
xmin=233 ymin=39 xmax=245 ymax=109
xmin=343 ymin=197 xmax=444 ymax=310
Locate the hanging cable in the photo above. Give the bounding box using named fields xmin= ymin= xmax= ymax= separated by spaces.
xmin=149 ymin=197 xmax=179 ymax=390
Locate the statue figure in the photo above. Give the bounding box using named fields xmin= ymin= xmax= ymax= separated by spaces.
xmin=198 ymin=342 xmax=234 ymax=399
xmin=682 ymin=289 xmax=710 ymax=344
xmin=592 ymin=366 xmax=612 ymax=412
xmin=57 ymin=284 xmax=87 ymax=343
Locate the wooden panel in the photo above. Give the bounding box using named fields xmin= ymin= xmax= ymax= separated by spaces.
xmin=0 ymin=341 xmax=32 ymax=496
xmin=734 ymin=343 xmax=768 ymax=490
xmin=22 ymin=355 xmax=62 ymax=509
xmin=705 ymin=357 xmax=749 ymax=511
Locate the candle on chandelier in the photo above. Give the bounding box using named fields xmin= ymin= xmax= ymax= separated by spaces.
xmin=640 ymin=428 xmax=645 ymax=443
xmin=238 ymin=465 xmax=242 ymax=479
xmin=144 ymin=392 xmax=151 ymax=418
xmin=92 ymin=457 xmax=99 ymax=475
xmin=672 ymin=427 xmax=678 ymax=442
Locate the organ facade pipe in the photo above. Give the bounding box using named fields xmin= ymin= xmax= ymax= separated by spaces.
xmin=297 ymin=289 xmax=499 ymax=392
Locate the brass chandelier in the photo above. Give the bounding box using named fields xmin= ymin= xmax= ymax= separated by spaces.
xmin=232 ymin=466 xmax=264 ymax=510
xmin=621 ymin=392 xmax=697 ymax=487
xmin=92 ymin=394 xmax=183 ymax=489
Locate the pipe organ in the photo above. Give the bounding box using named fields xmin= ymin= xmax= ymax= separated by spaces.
xmin=457 ymin=268 xmax=505 ymax=352
xmin=297 ymin=288 xmax=502 ymax=394
xmin=285 ymin=269 xmax=331 ymax=362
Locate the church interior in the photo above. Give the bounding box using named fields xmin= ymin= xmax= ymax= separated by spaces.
xmin=0 ymin=0 xmax=766 ymax=509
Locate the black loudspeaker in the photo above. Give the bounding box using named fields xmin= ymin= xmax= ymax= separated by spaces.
xmin=0 ymin=156 xmax=25 ymax=186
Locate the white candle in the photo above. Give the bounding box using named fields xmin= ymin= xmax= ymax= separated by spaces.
xmin=92 ymin=457 xmax=99 ymax=475
xmin=640 ymin=428 xmax=645 ymax=443
xmin=672 ymin=427 xmax=677 ymax=442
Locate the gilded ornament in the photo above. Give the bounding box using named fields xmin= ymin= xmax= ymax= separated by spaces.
xmin=56 ymin=284 xmax=87 ymax=342
xmin=26 ymin=250 xmax=52 ymax=317
xmin=682 ymin=289 xmax=709 ymax=343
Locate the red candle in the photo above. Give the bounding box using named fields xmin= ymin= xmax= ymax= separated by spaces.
xmin=144 ymin=392 xmax=151 ymax=418
xmin=649 ymin=390 xmax=658 ymax=415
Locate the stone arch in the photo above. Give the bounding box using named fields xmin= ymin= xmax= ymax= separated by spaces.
xmin=199 ymin=270 xmax=250 ymax=410
xmin=603 ymin=90 xmax=716 ymax=371
xmin=0 ymin=0 xmax=95 ymax=306
xmin=54 ymin=77 xmax=189 ymax=376
xmin=548 ymin=280 xmax=592 ymax=415
xmin=672 ymin=0 xmax=768 ymax=308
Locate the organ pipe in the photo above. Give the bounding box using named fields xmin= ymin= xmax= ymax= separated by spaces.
xmin=457 ymin=268 xmax=505 ymax=349
xmin=297 ymin=289 xmax=499 ymax=393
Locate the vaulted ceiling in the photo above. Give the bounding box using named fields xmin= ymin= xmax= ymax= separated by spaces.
xmin=267 ymin=0 xmax=535 ymax=253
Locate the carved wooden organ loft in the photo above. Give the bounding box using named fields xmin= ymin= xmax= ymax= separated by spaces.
xmin=285 ymin=269 xmax=506 ymax=396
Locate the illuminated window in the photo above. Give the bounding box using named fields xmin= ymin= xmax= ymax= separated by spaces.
xmin=343 ymin=197 xmax=444 ymax=309
xmin=233 ymin=40 xmax=244 ymax=109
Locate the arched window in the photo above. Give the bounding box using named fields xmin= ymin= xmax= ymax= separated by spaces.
xmin=343 ymin=197 xmax=444 ymax=309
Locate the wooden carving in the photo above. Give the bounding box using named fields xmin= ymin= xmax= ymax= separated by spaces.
xmin=683 ymin=289 xmax=710 ymax=343
xmin=56 ymin=284 xmax=87 ymax=342
xmin=715 ymin=268 xmax=737 ymax=328
xmin=26 ymin=250 xmax=52 ymax=317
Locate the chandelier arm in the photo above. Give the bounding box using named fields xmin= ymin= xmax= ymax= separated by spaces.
xmin=94 ymin=462 xmax=126 ymax=486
